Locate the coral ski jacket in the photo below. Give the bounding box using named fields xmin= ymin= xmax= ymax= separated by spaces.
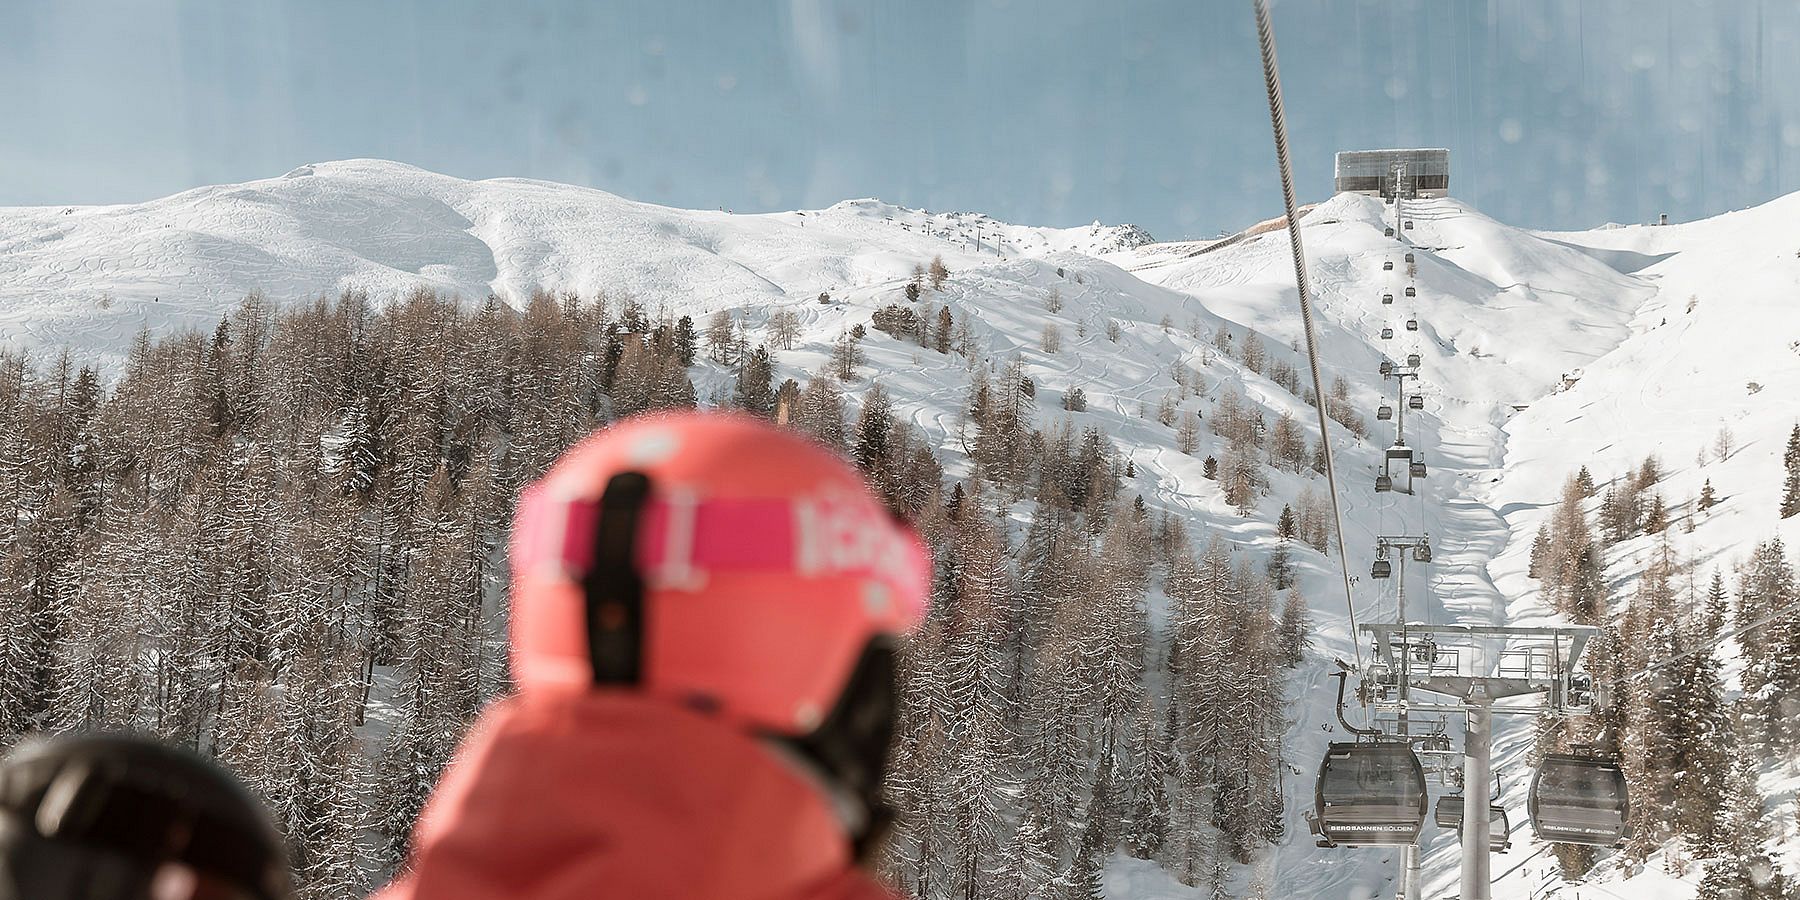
xmin=372 ymin=692 xmax=898 ymax=900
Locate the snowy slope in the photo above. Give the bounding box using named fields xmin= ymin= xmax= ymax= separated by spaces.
xmin=1123 ymin=192 xmax=1662 ymax=900
xmin=3 ymin=161 xmax=1795 ymax=899
xmin=1475 ymin=199 xmax=1800 ymax=898
xmin=1123 ymin=188 xmax=1800 ymax=900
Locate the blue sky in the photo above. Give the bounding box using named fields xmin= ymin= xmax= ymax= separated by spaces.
xmin=4 ymin=0 xmax=1797 ymax=239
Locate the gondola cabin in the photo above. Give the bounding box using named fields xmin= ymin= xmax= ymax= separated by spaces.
xmin=1406 ymin=319 xmax=1419 ymax=331
xmin=1377 ymin=404 xmax=1393 ymax=421
xmin=1375 ymin=474 xmax=1393 ymax=493
xmin=1380 ymin=360 xmax=1395 ymax=376
xmin=1434 ymin=797 xmax=1512 ymax=852
xmin=1529 ymin=755 xmax=1631 ymax=847
xmin=1404 ymin=252 xmax=1415 ymax=263
xmin=1410 ymin=460 xmax=1427 ymax=478
xmin=1405 ymin=220 xmax=1414 ymax=229
xmin=1314 ymin=742 xmax=1428 ymax=847
xmin=1370 ymin=556 xmax=1392 ymax=576
xmin=1381 ymin=327 xmax=1394 ymax=340
xmin=1404 ymin=287 xmax=1416 ymax=297
xmin=1406 ymin=353 xmax=1421 ymax=367
xmin=1382 ymin=293 xmax=1394 ymax=305
xmin=1385 ymin=227 xmax=1395 ymax=237
xmin=1409 ymin=394 xmax=1424 ymax=410
xmin=1383 ymin=261 xmax=1394 ymax=270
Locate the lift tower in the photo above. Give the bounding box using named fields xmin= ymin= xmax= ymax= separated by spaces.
xmin=1358 ymin=623 xmax=1598 ymax=900
xmin=1377 ymin=361 xmax=1424 ymax=495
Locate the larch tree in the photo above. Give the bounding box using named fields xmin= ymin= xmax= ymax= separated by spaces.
xmin=765 ymin=308 xmax=802 ymax=351
xmin=929 ymin=255 xmax=950 ymax=289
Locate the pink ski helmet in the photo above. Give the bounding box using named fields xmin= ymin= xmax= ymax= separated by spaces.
xmin=509 ymin=411 xmax=931 ymax=736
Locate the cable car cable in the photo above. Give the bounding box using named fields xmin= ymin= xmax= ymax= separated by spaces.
xmin=1252 ymin=0 xmax=1361 ymax=669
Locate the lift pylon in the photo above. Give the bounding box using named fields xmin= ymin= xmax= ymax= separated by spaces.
xmin=1357 ymin=622 xmax=1600 ymax=900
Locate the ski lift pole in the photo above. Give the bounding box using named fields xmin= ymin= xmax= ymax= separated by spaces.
xmin=1400 ymin=846 xmax=1422 ymax=900
xmin=1395 ymin=550 xmax=1418 ymax=900
xmin=1462 ymin=685 xmax=1494 ymax=900
xmin=1396 ymin=370 xmax=1406 ymax=443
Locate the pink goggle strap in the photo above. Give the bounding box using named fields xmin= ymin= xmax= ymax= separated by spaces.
xmin=523 ymin=490 xmax=931 ymax=607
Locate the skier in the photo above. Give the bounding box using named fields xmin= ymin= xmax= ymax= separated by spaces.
xmin=374 ymin=411 xmax=931 ymax=900
xmin=0 ymin=732 xmax=293 ymax=900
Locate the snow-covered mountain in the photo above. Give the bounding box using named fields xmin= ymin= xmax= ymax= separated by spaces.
xmin=0 ymin=160 xmax=1153 ymax=368
xmin=3 ymin=160 xmax=1796 ymax=900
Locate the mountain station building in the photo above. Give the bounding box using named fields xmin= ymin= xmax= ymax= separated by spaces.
xmin=1334 ymin=149 xmax=1450 ymax=199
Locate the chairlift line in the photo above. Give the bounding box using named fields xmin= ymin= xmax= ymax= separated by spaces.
xmin=1254 ymin=4 xmax=1637 ymax=894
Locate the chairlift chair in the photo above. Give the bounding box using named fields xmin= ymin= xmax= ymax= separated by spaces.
xmin=1313 ymin=742 xmax=1428 ymax=847
xmin=1404 ymin=287 xmax=1416 ymax=297
xmin=1565 ymin=672 xmax=1597 ymax=712
xmin=1406 ymin=319 xmax=1419 ymax=332
xmin=1529 ymin=755 xmax=1632 ymax=847
xmin=1406 ymin=353 xmax=1421 ymax=367
xmin=1381 ymin=327 xmax=1394 ymax=340
xmin=1434 ymin=797 xmax=1512 ymax=852
xmin=1409 ymin=394 xmax=1424 ymax=410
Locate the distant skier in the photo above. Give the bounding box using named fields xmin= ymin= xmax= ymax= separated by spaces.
xmin=374 ymin=411 xmax=931 ymax=900
xmin=0 ymin=732 xmax=293 ymax=900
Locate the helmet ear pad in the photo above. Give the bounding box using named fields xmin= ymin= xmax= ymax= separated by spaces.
xmin=782 ymin=638 xmax=900 ymax=861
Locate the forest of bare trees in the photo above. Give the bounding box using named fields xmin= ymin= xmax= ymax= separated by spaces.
xmin=0 ymin=287 xmax=1306 ymax=900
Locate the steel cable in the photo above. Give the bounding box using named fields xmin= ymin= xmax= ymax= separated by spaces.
xmin=1253 ymin=0 xmax=1362 ymax=669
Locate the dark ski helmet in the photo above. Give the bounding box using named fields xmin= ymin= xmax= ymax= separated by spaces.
xmin=0 ymin=733 xmax=292 ymax=900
